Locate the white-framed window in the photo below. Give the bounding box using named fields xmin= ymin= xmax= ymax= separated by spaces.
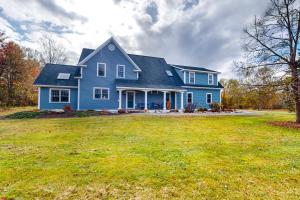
xmin=117 ymin=64 xmax=125 ymax=78
xmin=187 ymin=92 xmax=193 ymax=104
xmin=93 ymin=87 xmax=110 ymax=100
xmin=208 ymin=74 xmax=214 ymax=85
xmin=189 ymin=72 xmax=195 ymax=84
xmin=97 ymin=63 xmax=106 ymax=77
xmin=49 ymin=88 xmax=70 ymax=103
xmin=206 ymin=93 xmax=212 ymax=104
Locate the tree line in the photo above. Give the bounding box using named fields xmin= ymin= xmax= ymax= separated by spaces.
xmin=0 ymin=32 xmax=69 ymax=107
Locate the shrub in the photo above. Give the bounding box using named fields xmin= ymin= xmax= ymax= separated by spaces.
xmin=118 ymin=109 xmax=127 ymax=114
xmin=5 ymin=111 xmax=42 ymax=119
xmin=64 ymin=105 xmax=72 ymax=112
xmin=184 ymin=103 xmax=196 ymax=113
xmin=210 ymin=102 xmax=222 ymax=112
xmin=197 ymin=107 xmax=207 ymax=112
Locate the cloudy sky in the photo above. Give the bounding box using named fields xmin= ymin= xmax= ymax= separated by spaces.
xmin=0 ymin=0 xmax=270 ymax=78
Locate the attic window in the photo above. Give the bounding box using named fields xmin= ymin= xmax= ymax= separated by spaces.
xmin=166 ymin=70 xmax=173 ymax=77
xmin=57 ymin=73 xmax=70 ymax=80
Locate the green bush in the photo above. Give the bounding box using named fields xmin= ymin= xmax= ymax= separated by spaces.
xmin=5 ymin=111 xmax=42 ymax=119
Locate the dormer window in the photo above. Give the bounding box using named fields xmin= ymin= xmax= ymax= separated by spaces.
xmin=208 ymin=74 xmax=214 ymax=85
xmin=117 ymin=64 xmax=125 ymax=78
xmin=97 ymin=63 xmax=106 ymax=77
xmin=189 ymin=72 xmax=195 ymax=84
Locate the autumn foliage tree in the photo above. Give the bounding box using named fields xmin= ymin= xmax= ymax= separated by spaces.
xmin=0 ymin=32 xmax=40 ymax=107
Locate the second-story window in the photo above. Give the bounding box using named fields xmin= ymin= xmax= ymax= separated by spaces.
xmin=208 ymin=74 xmax=214 ymax=85
xmin=97 ymin=63 xmax=106 ymax=77
xmin=189 ymin=72 xmax=195 ymax=84
xmin=117 ymin=65 xmax=125 ymax=78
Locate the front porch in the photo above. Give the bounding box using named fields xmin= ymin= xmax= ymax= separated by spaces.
xmin=117 ymin=87 xmax=186 ymax=112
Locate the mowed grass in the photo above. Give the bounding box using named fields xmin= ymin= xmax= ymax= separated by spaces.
xmin=0 ymin=110 xmax=300 ymax=199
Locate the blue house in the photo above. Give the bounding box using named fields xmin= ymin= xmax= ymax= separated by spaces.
xmin=34 ymin=37 xmax=223 ymax=112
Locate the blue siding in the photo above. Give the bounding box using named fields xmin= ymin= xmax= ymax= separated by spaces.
xmin=186 ymin=72 xmax=218 ymax=85
xmin=79 ymin=41 xmax=138 ymax=110
xmin=183 ymin=89 xmax=221 ymax=109
xmin=40 ymin=87 xmax=78 ymax=110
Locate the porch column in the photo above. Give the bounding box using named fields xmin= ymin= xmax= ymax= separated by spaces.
xmin=144 ymin=90 xmax=148 ymax=111
xmin=175 ymin=92 xmax=177 ymax=109
xmin=163 ymin=91 xmax=167 ymax=111
xmin=180 ymin=92 xmax=184 ymax=111
xmin=118 ymin=89 xmax=123 ymax=109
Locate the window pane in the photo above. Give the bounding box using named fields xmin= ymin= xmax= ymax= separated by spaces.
xmin=209 ymin=74 xmax=213 ymax=84
xmin=188 ymin=93 xmax=192 ymax=103
xmin=51 ymin=90 xmax=59 ymax=102
xmin=207 ymin=94 xmax=212 ymax=104
xmin=190 ymin=73 xmax=195 ymax=83
xmin=102 ymin=89 xmax=109 ymax=99
xmin=61 ymin=90 xmax=69 ymax=102
xmin=94 ymin=89 xmax=101 ymax=99
xmin=118 ymin=65 xmax=124 ymax=78
xmin=98 ymin=64 xmax=105 ymax=76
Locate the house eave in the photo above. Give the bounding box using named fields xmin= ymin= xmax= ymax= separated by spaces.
xmin=34 ymin=84 xmax=78 ymax=88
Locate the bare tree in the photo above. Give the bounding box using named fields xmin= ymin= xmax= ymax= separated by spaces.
xmin=242 ymin=0 xmax=300 ymax=123
xmin=39 ymin=35 xmax=68 ymax=66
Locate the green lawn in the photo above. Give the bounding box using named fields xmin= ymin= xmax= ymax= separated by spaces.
xmin=0 ymin=109 xmax=299 ymax=199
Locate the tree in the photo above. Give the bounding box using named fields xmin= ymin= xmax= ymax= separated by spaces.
xmin=241 ymin=0 xmax=300 ymax=122
xmin=0 ymin=31 xmax=40 ymax=107
xmin=39 ymin=35 xmax=68 ymax=66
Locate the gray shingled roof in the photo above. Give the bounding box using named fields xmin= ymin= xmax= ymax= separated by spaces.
xmin=78 ymin=48 xmax=94 ymax=63
xmin=34 ymin=64 xmax=79 ymax=87
xmin=115 ymin=54 xmax=184 ymax=90
xmin=171 ymin=64 xmax=218 ymax=73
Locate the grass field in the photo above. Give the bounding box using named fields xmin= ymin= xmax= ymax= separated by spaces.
xmin=0 ymin=108 xmax=299 ymax=199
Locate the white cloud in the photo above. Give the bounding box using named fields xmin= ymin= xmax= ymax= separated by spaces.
xmin=0 ymin=0 xmax=270 ymax=78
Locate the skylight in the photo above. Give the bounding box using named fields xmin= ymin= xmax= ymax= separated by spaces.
xmin=57 ymin=73 xmax=70 ymax=80
xmin=166 ymin=70 xmax=173 ymax=77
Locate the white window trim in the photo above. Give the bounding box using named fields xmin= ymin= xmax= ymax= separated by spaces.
xmin=189 ymin=72 xmax=195 ymax=84
xmin=93 ymin=87 xmax=110 ymax=100
xmin=49 ymin=88 xmax=71 ymax=103
xmin=208 ymin=73 xmax=214 ymax=85
xmin=206 ymin=93 xmax=212 ymax=104
xmin=97 ymin=63 xmax=106 ymax=77
xmin=126 ymin=91 xmax=136 ymax=109
xmin=187 ymin=92 xmax=193 ymax=104
xmin=116 ymin=64 xmax=125 ymax=78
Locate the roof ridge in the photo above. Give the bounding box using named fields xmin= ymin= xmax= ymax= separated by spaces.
xmin=45 ymin=63 xmax=79 ymax=67
xmin=128 ymin=53 xmax=164 ymax=59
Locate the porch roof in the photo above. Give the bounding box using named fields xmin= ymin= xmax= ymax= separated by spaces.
xmin=116 ymin=79 xmax=185 ymax=91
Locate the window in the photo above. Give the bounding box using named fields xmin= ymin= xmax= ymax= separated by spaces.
xmin=187 ymin=92 xmax=193 ymax=104
xmin=50 ymin=89 xmax=70 ymax=103
xmin=117 ymin=65 xmax=125 ymax=78
xmin=166 ymin=70 xmax=173 ymax=77
xmin=208 ymin=74 xmax=214 ymax=85
xmin=189 ymin=72 xmax=195 ymax=84
xmin=57 ymin=73 xmax=70 ymax=80
xmin=97 ymin=63 xmax=106 ymax=77
xmin=94 ymin=88 xmax=110 ymax=100
xmin=206 ymin=93 xmax=212 ymax=104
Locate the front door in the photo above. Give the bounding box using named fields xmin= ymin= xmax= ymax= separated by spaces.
xmin=166 ymin=92 xmax=171 ymax=110
xmin=127 ymin=91 xmax=135 ymax=109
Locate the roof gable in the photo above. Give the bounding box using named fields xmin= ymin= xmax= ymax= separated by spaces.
xmin=78 ymin=37 xmax=141 ymax=71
